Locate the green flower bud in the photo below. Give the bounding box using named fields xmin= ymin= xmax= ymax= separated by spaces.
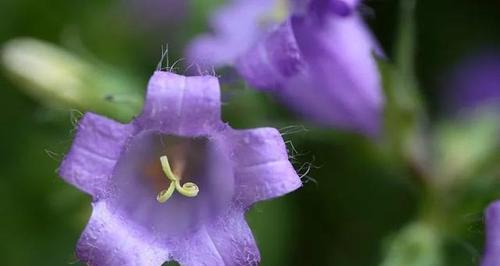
xmin=1 ymin=38 xmax=143 ymax=122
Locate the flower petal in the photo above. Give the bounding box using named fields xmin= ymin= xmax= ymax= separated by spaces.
xmin=236 ymin=20 xmax=304 ymax=90
xmin=76 ymin=201 xmax=170 ymax=266
xmin=482 ymin=201 xmax=500 ymax=266
xmin=186 ymin=0 xmax=276 ymax=70
xmin=289 ymin=14 xmax=383 ymax=135
xmin=308 ymin=0 xmax=360 ymax=18
xmin=170 ymin=206 xmax=260 ymax=266
xmin=136 ymin=71 xmax=223 ymax=136
xmin=58 ymin=113 xmax=134 ymax=199
xmin=228 ymin=127 xmax=302 ymax=206
xmin=206 ymin=206 xmax=260 ymax=265
xmin=167 ymin=228 xmax=226 ymax=266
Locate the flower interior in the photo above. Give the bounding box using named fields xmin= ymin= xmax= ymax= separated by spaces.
xmin=109 ymin=132 xmax=235 ymax=238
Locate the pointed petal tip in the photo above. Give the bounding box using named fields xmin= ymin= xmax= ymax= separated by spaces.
xmin=229 ymin=127 xmax=302 ymax=205
xmin=76 ymin=202 xmax=170 ymax=266
xmin=58 ymin=112 xmax=134 ymax=199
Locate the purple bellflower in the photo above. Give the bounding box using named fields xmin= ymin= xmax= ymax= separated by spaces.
xmin=481 ymin=201 xmax=500 ymax=266
xmin=187 ymin=0 xmax=281 ymax=70
xmin=445 ymin=52 xmax=500 ymax=113
xmin=188 ymin=0 xmax=383 ymax=136
xmin=58 ymin=71 xmax=302 ymax=265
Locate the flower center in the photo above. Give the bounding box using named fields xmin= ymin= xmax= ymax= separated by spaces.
xmin=156 ymin=155 xmax=200 ymax=203
xmin=110 ymin=133 xmax=234 ymax=236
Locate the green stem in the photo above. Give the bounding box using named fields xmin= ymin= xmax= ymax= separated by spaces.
xmin=380 ymin=0 xmax=447 ymax=264
xmin=396 ymin=0 xmax=417 ymax=82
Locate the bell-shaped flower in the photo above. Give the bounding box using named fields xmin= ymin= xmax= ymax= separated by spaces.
xmin=188 ymin=0 xmax=383 ymax=136
xmin=59 ymin=71 xmax=302 ymax=265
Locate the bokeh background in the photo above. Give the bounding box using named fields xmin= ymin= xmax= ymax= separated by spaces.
xmin=0 ymin=0 xmax=499 ymax=265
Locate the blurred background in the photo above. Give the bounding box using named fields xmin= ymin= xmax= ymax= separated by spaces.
xmin=0 ymin=0 xmax=499 ymax=265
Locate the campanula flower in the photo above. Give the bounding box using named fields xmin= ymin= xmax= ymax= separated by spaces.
xmin=59 ymin=71 xmax=302 ymax=265
xmin=188 ymin=0 xmax=383 ymax=136
xmin=481 ymin=201 xmax=500 ymax=266
xmin=445 ymin=52 xmax=500 ymax=113
xmin=187 ymin=0 xmax=282 ymax=70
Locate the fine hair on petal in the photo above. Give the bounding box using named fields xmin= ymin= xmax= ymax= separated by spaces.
xmin=44 ymin=149 xmax=63 ymax=162
xmin=280 ymin=127 xmax=318 ymax=185
xmin=156 ymin=44 xmax=170 ymax=71
xmin=279 ymin=124 xmax=308 ymax=136
xmin=69 ymin=109 xmax=84 ymax=130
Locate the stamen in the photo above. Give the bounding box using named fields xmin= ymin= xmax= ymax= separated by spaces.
xmin=156 ymin=155 xmax=200 ymax=203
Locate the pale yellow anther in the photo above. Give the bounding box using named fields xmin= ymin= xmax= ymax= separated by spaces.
xmin=156 ymin=155 xmax=200 ymax=203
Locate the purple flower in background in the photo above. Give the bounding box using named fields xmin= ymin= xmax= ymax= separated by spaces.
xmin=188 ymin=0 xmax=383 ymax=136
xmin=445 ymin=52 xmax=500 ymax=113
xmin=187 ymin=0 xmax=280 ymax=70
xmin=59 ymin=71 xmax=301 ymax=265
xmin=481 ymin=201 xmax=500 ymax=266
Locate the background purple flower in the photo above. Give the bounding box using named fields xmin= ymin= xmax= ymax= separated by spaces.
xmin=481 ymin=201 xmax=500 ymax=266
xmin=187 ymin=0 xmax=279 ymax=70
xmin=58 ymin=71 xmax=301 ymax=265
xmin=236 ymin=0 xmax=383 ymax=135
xmin=294 ymin=12 xmax=382 ymax=133
xmin=188 ymin=0 xmax=383 ymax=136
xmin=444 ymin=52 xmax=500 ymax=114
